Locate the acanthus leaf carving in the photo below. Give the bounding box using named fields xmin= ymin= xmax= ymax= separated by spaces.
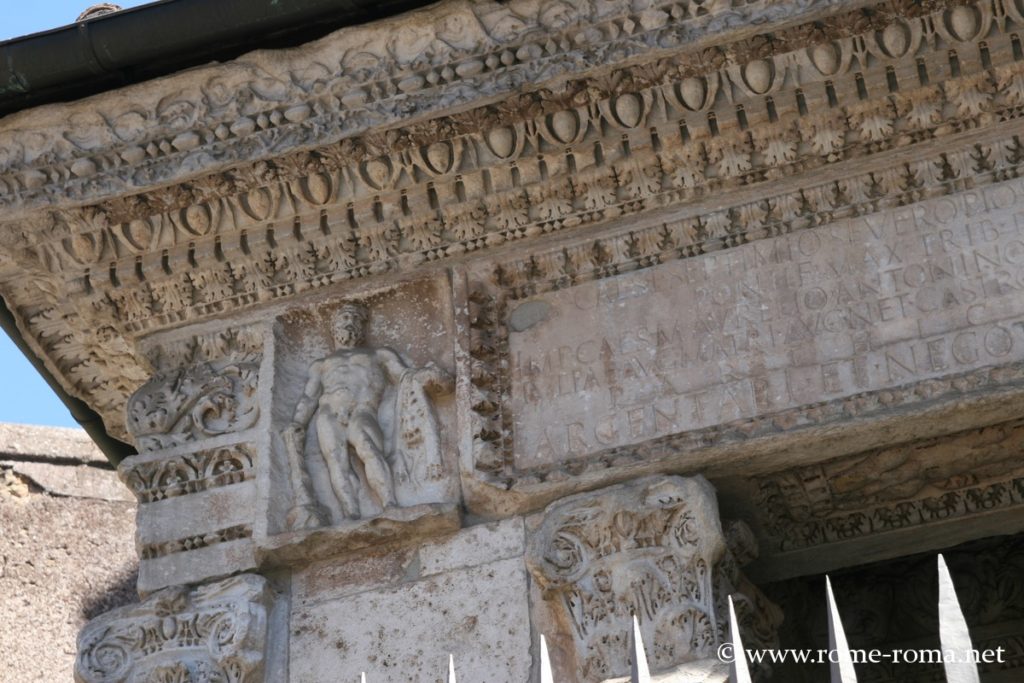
xmin=526 ymin=476 xmax=780 ymax=681
xmin=127 ymin=328 xmax=262 ymax=452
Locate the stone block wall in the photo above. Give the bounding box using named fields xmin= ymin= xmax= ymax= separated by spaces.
xmin=289 ymin=519 xmax=531 ymax=682
xmin=0 ymin=424 xmax=137 ymax=682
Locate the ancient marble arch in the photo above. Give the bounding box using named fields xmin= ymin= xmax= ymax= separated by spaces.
xmin=3 ymin=0 xmax=1024 ymax=680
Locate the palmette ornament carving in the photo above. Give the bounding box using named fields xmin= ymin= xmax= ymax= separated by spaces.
xmin=74 ymin=574 xmax=272 ymax=683
xmin=526 ymin=476 xmax=780 ymax=681
xmin=127 ymin=328 xmax=262 ymax=451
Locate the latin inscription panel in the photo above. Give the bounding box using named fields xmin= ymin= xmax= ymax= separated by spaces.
xmin=508 ymin=179 xmax=1024 ymax=468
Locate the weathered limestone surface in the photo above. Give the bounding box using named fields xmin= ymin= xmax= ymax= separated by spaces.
xmin=290 ymin=519 xmax=531 ymax=683
xmin=12 ymin=0 xmax=1024 ymax=679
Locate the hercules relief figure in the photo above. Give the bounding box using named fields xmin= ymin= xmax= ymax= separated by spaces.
xmin=281 ymin=302 xmax=452 ymax=528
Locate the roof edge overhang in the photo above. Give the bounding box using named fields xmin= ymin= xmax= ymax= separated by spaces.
xmin=0 ymin=0 xmax=436 ymax=117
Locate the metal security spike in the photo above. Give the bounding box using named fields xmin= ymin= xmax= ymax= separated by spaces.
xmin=540 ymin=634 xmax=554 ymax=683
xmin=826 ymin=576 xmax=858 ymax=683
xmin=938 ymin=555 xmax=981 ymax=683
xmin=728 ymin=595 xmax=753 ymax=683
xmin=631 ymin=614 xmax=652 ymax=683
xmin=448 ymin=654 xmax=457 ymax=683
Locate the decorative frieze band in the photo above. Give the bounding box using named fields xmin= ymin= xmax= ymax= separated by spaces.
xmin=121 ymin=444 xmax=255 ymax=503
xmin=757 ymin=419 xmax=1024 ymax=551
xmin=13 ymin=0 xmax=1007 ymax=287
xmin=139 ymin=524 xmax=254 ymax=560
xmin=0 ymin=0 xmax=878 ymax=218
xmin=768 ymin=475 xmax=1024 ymax=549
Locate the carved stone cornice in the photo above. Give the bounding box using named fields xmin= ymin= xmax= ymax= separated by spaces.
xmin=0 ymin=0 xmax=875 ymax=220
xmin=0 ymin=0 xmax=1015 ymax=447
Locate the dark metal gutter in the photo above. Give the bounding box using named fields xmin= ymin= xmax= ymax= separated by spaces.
xmin=0 ymin=0 xmax=436 ymax=117
xmin=0 ymin=0 xmax=434 ymax=461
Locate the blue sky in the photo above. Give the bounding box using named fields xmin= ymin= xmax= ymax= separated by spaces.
xmin=1 ymin=3 xmax=154 ymax=427
xmin=0 ymin=332 xmax=78 ymax=427
xmin=4 ymin=1 xmax=151 ymax=40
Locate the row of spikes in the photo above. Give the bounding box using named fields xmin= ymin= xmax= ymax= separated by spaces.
xmin=358 ymin=554 xmax=979 ymax=683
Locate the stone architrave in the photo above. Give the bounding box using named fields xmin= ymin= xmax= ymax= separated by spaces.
xmin=74 ymin=574 xmax=274 ymax=683
xmin=495 ymin=180 xmax=1024 ymax=471
xmin=526 ymin=476 xmax=781 ymax=682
